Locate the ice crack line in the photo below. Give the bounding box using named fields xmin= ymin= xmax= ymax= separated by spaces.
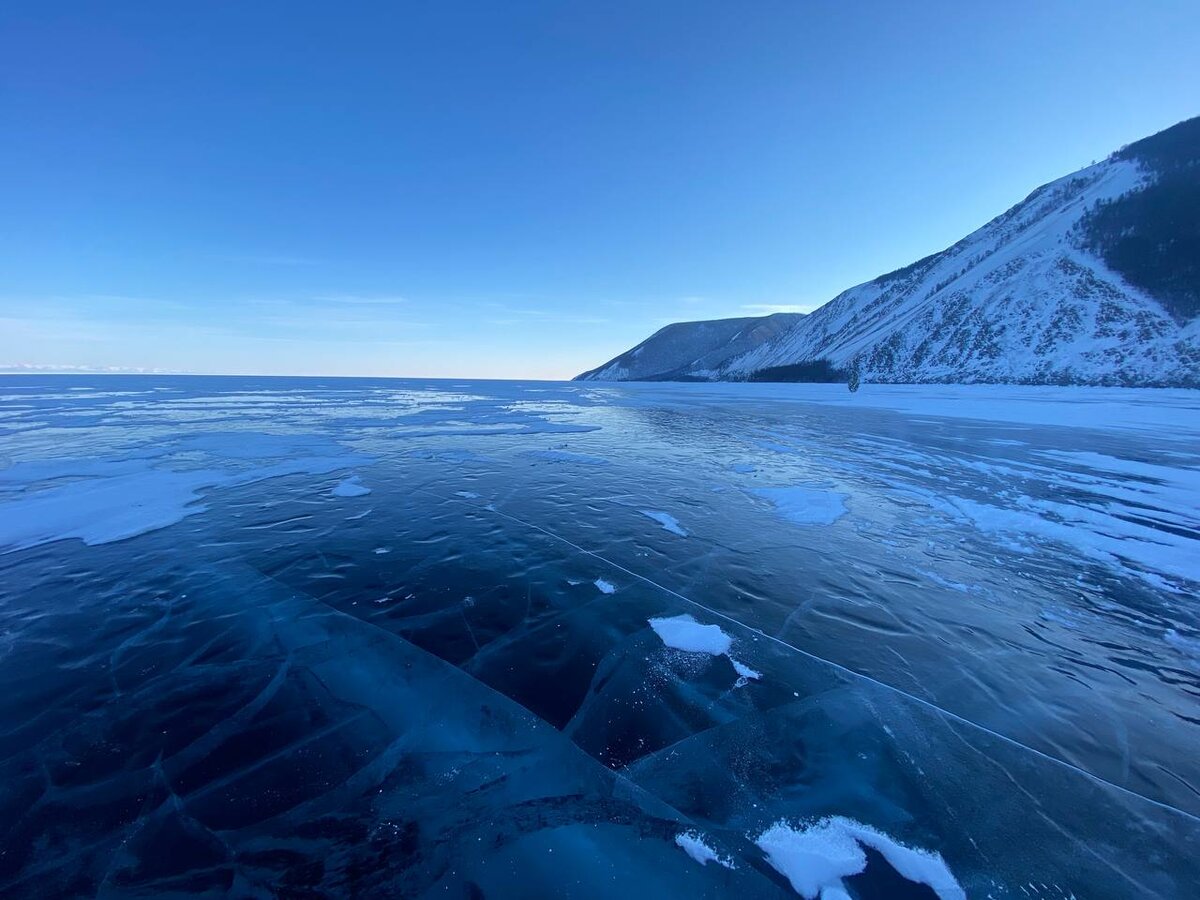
xmin=429 ymin=486 xmax=1200 ymax=827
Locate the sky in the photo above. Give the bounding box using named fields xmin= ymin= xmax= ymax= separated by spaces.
xmin=1 ymin=1 xmax=1198 ymax=379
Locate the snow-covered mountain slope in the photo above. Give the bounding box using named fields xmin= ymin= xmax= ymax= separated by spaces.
xmin=575 ymin=313 xmax=803 ymax=381
xmin=577 ymin=117 xmax=1200 ymax=386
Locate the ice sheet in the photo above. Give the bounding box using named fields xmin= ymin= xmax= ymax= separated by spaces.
xmin=0 ymin=375 xmax=1196 ymax=898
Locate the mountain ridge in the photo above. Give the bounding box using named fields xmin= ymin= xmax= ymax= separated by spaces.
xmin=576 ymin=116 xmax=1200 ymax=387
xmin=575 ymin=312 xmax=804 ymax=382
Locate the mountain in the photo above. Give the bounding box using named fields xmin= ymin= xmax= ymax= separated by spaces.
xmin=575 ymin=313 xmax=804 ymax=381
xmin=576 ymin=117 xmax=1200 ymax=387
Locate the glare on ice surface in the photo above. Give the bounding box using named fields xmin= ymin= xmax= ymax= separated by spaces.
xmin=0 ymin=376 xmax=1197 ymax=898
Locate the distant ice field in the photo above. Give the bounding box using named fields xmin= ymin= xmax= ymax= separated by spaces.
xmin=0 ymin=375 xmax=1197 ymax=898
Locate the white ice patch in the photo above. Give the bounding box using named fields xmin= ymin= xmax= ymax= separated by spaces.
xmin=933 ymin=492 xmax=1199 ymax=588
xmin=648 ymin=615 xmax=766 ymax=686
xmin=675 ymin=831 xmax=734 ymax=869
xmin=755 ymin=817 xmax=964 ymax=900
xmin=594 ymin=578 xmax=616 ymax=595
xmin=917 ymin=569 xmax=980 ymax=595
xmin=752 ymin=486 xmax=847 ymax=526
xmin=0 ymin=470 xmax=217 ymax=550
xmin=0 ymin=435 xmax=368 ymax=552
xmin=454 ymin=490 xmax=481 ymax=499
xmin=331 ymin=476 xmax=371 ymax=497
xmin=731 ymin=658 xmax=762 ymax=683
xmin=649 ymin=614 xmax=732 ymax=655
xmin=640 ymin=510 xmax=688 ymax=536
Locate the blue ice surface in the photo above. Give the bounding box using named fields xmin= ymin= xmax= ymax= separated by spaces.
xmin=0 ymin=375 xmax=1198 ymax=898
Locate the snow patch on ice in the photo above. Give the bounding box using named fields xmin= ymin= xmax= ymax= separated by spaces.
xmin=675 ymin=831 xmax=734 ymax=869
xmin=731 ymin=658 xmax=762 ymax=684
xmin=0 ymin=471 xmax=216 ymax=550
xmin=331 ymin=476 xmax=371 ymax=497
xmin=933 ymin=493 xmax=1199 ymax=588
xmin=755 ymin=817 xmax=964 ymax=900
xmin=752 ymin=486 xmax=848 ymax=526
xmin=917 ymin=569 xmax=981 ymax=595
xmin=594 ymin=578 xmax=616 ymax=595
xmin=640 ymin=510 xmax=688 ymax=536
xmin=649 ymin=614 xmax=732 ymax=655
xmin=0 ymin=434 xmax=369 ymax=552
xmin=648 ymin=614 xmax=767 ymax=687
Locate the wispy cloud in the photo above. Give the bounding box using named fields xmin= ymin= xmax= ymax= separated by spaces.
xmin=0 ymin=362 xmax=174 ymax=374
xmin=741 ymin=303 xmax=819 ymax=315
xmin=312 ymin=294 xmax=408 ymax=305
xmin=473 ymin=302 xmax=609 ymax=326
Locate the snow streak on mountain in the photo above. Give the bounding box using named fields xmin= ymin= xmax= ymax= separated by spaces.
xmin=577 ymin=117 xmax=1200 ymax=386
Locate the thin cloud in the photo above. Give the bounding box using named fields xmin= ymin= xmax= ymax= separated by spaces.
xmin=741 ymin=303 xmax=820 ymax=314
xmin=0 ymin=362 xmax=174 ymax=374
xmin=312 ymin=294 xmax=409 ymax=305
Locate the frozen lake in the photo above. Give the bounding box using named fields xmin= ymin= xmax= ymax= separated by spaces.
xmin=0 ymin=376 xmax=1197 ymax=898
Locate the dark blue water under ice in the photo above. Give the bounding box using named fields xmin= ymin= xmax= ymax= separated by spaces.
xmin=0 ymin=376 xmax=1197 ymax=898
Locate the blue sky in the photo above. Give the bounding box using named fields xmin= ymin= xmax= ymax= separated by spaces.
xmin=2 ymin=1 xmax=1198 ymax=379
